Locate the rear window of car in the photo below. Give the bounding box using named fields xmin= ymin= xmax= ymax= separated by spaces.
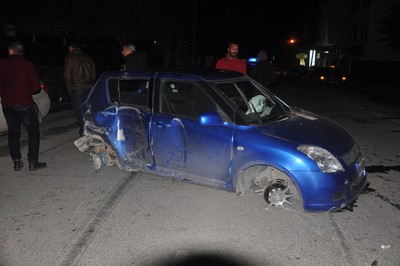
xmin=108 ymin=78 xmax=149 ymax=107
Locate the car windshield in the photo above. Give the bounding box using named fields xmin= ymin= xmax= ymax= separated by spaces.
xmin=212 ymin=79 xmax=290 ymax=125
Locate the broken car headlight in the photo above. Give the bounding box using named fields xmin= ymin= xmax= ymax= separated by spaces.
xmin=297 ymin=145 xmax=344 ymax=173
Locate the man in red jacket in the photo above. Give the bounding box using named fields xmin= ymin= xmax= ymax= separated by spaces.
xmin=215 ymin=42 xmax=247 ymax=75
xmin=0 ymin=40 xmax=47 ymax=171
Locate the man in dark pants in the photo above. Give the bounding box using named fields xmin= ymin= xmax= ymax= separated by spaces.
xmin=64 ymin=41 xmax=96 ymax=137
xmin=0 ymin=40 xmax=47 ymax=171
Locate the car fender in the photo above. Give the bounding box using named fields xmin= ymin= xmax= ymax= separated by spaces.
xmin=231 ymin=157 xmax=302 ymax=192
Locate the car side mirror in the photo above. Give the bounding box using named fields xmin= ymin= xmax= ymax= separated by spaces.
xmin=199 ymin=111 xmax=223 ymax=126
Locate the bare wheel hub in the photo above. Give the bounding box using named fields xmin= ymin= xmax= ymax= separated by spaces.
xmin=264 ymin=182 xmax=293 ymax=210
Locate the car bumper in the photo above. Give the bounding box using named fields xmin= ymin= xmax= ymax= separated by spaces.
xmin=295 ymin=163 xmax=367 ymax=212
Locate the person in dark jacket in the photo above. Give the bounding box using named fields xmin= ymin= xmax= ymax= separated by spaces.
xmin=249 ymin=50 xmax=277 ymax=88
xmin=64 ymin=41 xmax=96 ymax=137
xmin=0 ymin=40 xmax=47 ymax=171
xmin=121 ymin=43 xmax=144 ymax=71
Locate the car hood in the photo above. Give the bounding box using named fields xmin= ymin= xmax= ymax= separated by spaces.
xmin=259 ymin=107 xmax=354 ymax=156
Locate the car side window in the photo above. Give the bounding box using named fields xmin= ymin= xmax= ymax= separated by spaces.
xmin=108 ymin=78 xmax=119 ymax=104
xmin=160 ymin=80 xmax=216 ymax=118
xmin=215 ymin=80 xmax=276 ymax=120
xmin=216 ymin=82 xmax=248 ymax=113
xmin=108 ymin=78 xmax=149 ymax=107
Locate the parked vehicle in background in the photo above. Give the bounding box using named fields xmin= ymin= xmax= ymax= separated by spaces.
xmin=273 ymin=65 xmax=283 ymax=80
xmin=0 ymin=81 xmax=51 ymax=133
xmin=74 ymin=68 xmax=367 ymax=212
xmin=309 ymin=66 xmax=348 ymax=86
xmin=281 ymin=65 xmax=307 ymax=80
xmin=38 ymin=66 xmax=68 ymax=103
xmin=246 ymin=58 xmax=282 ymax=83
xmin=246 ymin=57 xmax=257 ymax=74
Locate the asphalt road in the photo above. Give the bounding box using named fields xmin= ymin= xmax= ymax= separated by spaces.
xmin=0 ymin=79 xmax=399 ymax=266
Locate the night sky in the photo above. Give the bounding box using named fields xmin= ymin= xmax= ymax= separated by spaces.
xmin=197 ymin=0 xmax=322 ymax=58
xmin=1 ymin=0 xmax=322 ymax=64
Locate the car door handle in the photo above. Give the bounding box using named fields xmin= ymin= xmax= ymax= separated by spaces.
xmin=153 ymin=121 xmax=171 ymax=128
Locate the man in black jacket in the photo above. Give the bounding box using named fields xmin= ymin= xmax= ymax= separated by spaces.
xmin=121 ymin=43 xmax=144 ymax=71
xmin=64 ymin=41 xmax=96 ymax=137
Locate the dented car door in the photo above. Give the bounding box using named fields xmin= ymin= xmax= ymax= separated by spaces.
xmin=150 ymin=78 xmax=234 ymax=189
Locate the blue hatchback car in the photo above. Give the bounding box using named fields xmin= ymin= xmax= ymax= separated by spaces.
xmin=74 ymin=67 xmax=367 ymax=212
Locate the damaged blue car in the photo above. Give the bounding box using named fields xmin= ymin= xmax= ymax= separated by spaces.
xmin=74 ymin=68 xmax=367 ymax=212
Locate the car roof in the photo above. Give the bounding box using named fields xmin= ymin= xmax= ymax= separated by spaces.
xmin=105 ymin=67 xmax=245 ymax=82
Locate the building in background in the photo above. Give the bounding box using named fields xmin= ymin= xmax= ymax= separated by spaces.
xmin=313 ymin=0 xmax=400 ymax=86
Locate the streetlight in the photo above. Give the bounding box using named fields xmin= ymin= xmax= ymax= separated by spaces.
xmin=284 ymin=38 xmax=297 ymax=65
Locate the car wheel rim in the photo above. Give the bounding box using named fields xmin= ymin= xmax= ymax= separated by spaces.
xmin=264 ymin=182 xmax=293 ymax=210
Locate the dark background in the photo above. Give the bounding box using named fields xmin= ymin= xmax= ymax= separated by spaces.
xmin=0 ymin=0 xmax=322 ymax=69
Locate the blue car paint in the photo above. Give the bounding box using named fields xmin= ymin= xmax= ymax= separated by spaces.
xmin=113 ymin=107 xmax=152 ymax=169
xmin=262 ymin=109 xmax=355 ymax=156
xmin=150 ymin=113 xmax=233 ymax=188
xmin=228 ymin=111 xmax=366 ymax=210
xmin=79 ymin=69 xmax=367 ymax=212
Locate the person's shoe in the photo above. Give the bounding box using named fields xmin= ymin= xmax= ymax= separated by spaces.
xmin=29 ymin=161 xmax=47 ymax=171
xmin=14 ymin=160 xmax=23 ymax=171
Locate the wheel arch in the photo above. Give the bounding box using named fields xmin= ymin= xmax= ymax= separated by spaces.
xmin=233 ymin=163 xmax=302 ymax=202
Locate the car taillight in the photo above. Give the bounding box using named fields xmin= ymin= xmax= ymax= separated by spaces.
xmin=40 ymin=81 xmax=49 ymax=94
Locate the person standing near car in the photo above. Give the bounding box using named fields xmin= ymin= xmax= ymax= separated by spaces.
xmin=121 ymin=43 xmax=144 ymax=71
xmin=64 ymin=41 xmax=96 ymax=137
xmin=0 ymin=40 xmax=47 ymax=171
xmin=249 ymin=50 xmax=277 ymax=88
xmin=215 ymin=41 xmax=247 ymax=74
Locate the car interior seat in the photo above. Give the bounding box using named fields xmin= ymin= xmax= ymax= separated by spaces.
xmin=163 ymin=82 xmax=196 ymax=117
